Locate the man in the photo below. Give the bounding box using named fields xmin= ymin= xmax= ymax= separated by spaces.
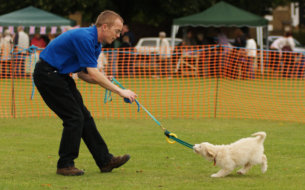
xmin=120 ymin=24 xmax=136 ymax=46
xmin=30 ymin=33 xmax=46 ymax=48
xmin=14 ymin=26 xmax=30 ymax=50
xmin=270 ymin=32 xmax=295 ymax=52
xmin=33 ymin=10 xmax=137 ymax=176
xmin=14 ymin=26 xmax=29 ymax=75
xmin=1 ymin=29 xmax=13 ymax=78
xmin=270 ymin=32 xmax=295 ymax=77
xmin=244 ymin=33 xmax=257 ymax=79
xmin=158 ymin=31 xmax=170 ymax=76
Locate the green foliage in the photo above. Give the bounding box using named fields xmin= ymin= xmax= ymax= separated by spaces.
xmin=0 ymin=0 xmax=297 ymax=27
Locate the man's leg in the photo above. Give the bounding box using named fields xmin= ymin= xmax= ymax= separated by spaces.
xmin=82 ymin=113 xmax=113 ymax=169
xmin=33 ymin=62 xmax=84 ymax=173
xmin=68 ymin=82 xmax=112 ymax=169
xmin=69 ymin=79 xmax=130 ymax=172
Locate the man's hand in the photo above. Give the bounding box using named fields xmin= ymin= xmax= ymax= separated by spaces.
xmin=119 ymin=89 xmax=137 ymax=103
xmin=80 ymin=67 xmax=137 ymax=102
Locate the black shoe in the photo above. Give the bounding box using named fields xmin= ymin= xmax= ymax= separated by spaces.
xmin=100 ymin=154 xmax=130 ymax=173
xmin=56 ymin=166 xmax=84 ymax=176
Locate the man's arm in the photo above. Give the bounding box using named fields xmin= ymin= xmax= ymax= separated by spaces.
xmin=78 ymin=67 xmax=137 ymax=102
xmin=77 ymin=70 xmax=98 ymax=84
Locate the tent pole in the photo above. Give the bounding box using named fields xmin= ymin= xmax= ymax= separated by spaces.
xmin=259 ymin=26 xmax=264 ymax=74
xmin=256 ymin=27 xmax=264 ymax=74
xmin=265 ymin=26 xmax=269 ymax=71
xmin=170 ymin=25 xmax=179 ymax=47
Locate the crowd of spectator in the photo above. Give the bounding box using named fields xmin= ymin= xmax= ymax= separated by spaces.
xmin=0 ymin=26 xmax=57 ymax=77
xmin=0 ymin=26 xmax=58 ymax=53
xmin=169 ymin=27 xmax=303 ymax=79
xmin=0 ymin=25 xmax=303 ymax=79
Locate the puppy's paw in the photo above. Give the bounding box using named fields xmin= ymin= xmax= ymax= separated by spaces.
xmin=261 ymin=162 xmax=267 ymax=173
xmin=261 ymin=166 xmax=267 ymax=173
xmin=211 ymin=174 xmax=221 ymax=178
xmin=237 ymin=169 xmax=246 ymax=175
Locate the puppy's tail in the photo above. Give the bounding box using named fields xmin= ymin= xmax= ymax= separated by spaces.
xmin=252 ymin=131 xmax=266 ymax=143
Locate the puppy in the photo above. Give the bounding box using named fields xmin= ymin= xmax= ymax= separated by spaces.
xmin=193 ymin=132 xmax=267 ymax=178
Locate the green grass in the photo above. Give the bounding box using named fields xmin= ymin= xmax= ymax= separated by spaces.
xmin=0 ymin=117 xmax=304 ymax=190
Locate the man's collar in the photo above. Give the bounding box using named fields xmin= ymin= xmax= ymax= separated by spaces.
xmin=93 ymin=25 xmax=100 ymax=46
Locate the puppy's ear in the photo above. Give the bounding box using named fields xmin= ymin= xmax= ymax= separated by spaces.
xmin=206 ymin=148 xmax=215 ymax=158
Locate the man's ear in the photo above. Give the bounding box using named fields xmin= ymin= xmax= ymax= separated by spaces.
xmin=101 ymin=24 xmax=108 ymax=31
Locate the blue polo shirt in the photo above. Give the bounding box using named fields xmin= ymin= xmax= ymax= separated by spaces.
xmin=40 ymin=26 xmax=101 ymax=74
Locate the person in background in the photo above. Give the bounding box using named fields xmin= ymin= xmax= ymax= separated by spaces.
xmin=183 ymin=30 xmax=196 ymax=46
xmin=48 ymin=33 xmax=56 ymax=43
xmin=14 ymin=26 xmax=29 ymax=50
xmin=0 ymin=29 xmax=13 ymax=77
xmin=270 ymin=32 xmax=295 ymax=77
xmin=216 ymin=28 xmax=231 ymax=77
xmin=120 ymin=24 xmax=136 ymax=46
xmin=195 ymin=32 xmax=215 ymax=77
xmin=33 ymin=10 xmax=137 ymax=176
xmin=158 ymin=31 xmax=171 ymax=77
xmin=13 ymin=26 xmax=29 ymax=75
xmin=232 ymin=29 xmax=247 ymax=48
xmin=243 ymin=33 xmax=257 ymax=79
xmin=216 ymin=28 xmax=230 ymax=46
xmin=31 ymin=33 xmax=46 ymax=48
xmin=196 ymin=33 xmax=212 ymax=46
xmin=270 ymin=32 xmax=295 ymax=52
xmin=120 ymin=35 xmax=131 ymax=48
xmin=232 ymin=29 xmax=249 ymax=79
xmin=119 ymin=35 xmax=133 ymax=76
xmin=1 ymin=29 xmax=13 ymax=58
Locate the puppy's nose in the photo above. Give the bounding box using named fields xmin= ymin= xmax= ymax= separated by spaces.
xmin=194 ymin=144 xmax=200 ymax=148
xmin=193 ymin=148 xmax=199 ymax=153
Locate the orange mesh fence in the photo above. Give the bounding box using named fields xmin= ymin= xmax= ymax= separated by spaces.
xmin=1 ymin=45 xmax=305 ymax=123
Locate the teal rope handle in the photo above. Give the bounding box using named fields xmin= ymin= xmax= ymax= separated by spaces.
xmin=112 ymin=78 xmax=159 ymax=124
xmin=103 ymin=78 xmax=140 ymax=111
xmin=104 ymin=89 xmax=112 ymax=103
xmin=164 ymin=130 xmax=194 ymax=149
xmin=30 ymin=46 xmax=39 ymax=100
xmin=110 ymin=78 xmax=194 ymax=150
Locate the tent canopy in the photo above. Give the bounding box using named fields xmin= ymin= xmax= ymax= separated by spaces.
xmin=171 ymin=1 xmax=268 ymax=73
xmin=171 ymin=1 xmax=268 ymax=48
xmin=173 ymin=1 xmax=268 ymax=27
xmin=0 ymin=6 xmax=75 ymax=26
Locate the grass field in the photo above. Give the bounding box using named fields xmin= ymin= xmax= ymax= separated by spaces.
xmin=0 ymin=117 xmax=304 ymax=190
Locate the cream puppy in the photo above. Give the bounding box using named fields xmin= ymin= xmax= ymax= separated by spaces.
xmin=193 ymin=132 xmax=267 ymax=177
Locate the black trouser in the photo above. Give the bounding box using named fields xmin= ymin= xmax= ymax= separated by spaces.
xmin=33 ymin=59 xmax=112 ymax=169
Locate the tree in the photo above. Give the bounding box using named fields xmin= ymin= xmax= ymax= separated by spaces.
xmin=0 ymin=0 xmax=295 ymax=27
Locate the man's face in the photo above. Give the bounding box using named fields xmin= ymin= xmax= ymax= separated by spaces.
xmin=99 ymin=18 xmax=123 ymax=44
